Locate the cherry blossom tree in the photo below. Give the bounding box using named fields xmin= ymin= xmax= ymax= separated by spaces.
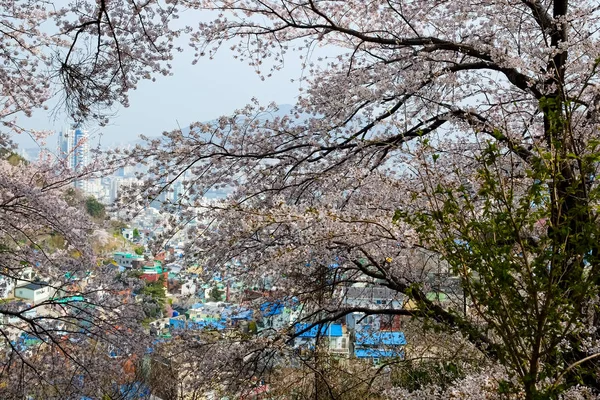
xmin=118 ymin=0 xmax=600 ymax=398
xmin=0 ymin=1 xmax=184 ymax=397
xmin=5 ymin=0 xmax=600 ymax=398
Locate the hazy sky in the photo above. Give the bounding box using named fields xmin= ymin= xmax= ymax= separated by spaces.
xmin=15 ymin=14 xmax=333 ymax=151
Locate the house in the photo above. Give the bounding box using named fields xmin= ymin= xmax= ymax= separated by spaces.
xmin=353 ymin=330 xmax=406 ymax=362
xmin=121 ymin=228 xmax=135 ymax=241
xmin=6 ymin=303 xmax=37 ymax=324
xmin=258 ymin=301 xmax=287 ymax=331
xmin=14 ymin=282 xmax=53 ymax=304
xmin=180 ymin=280 xmax=198 ymax=296
xmin=168 ymin=314 xmax=226 ymax=331
xmin=113 ymin=252 xmax=144 ymax=269
xmin=346 ymin=312 xmax=381 ymax=331
xmin=141 ymin=261 xmax=168 ymax=286
xmin=294 ymin=323 xmax=350 ymax=356
xmin=222 ymin=307 xmax=253 ymax=321
xmin=187 ymin=302 xmax=229 ymax=323
xmin=340 ymin=286 xmax=405 ymax=309
xmin=168 ymin=315 xmax=186 ymax=330
xmin=257 ymin=300 xmax=300 ymax=332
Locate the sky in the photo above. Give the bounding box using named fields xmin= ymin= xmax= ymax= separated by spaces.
xmin=16 ymin=48 xmax=303 ymax=151
xmin=14 ymin=12 xmax=333 ymax=152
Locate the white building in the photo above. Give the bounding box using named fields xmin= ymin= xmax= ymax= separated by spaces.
xmin=14 ymin=282 xmax=53 ymax=304
xmin=85 ymin=177 xmax=107 ymax=201
xmin=109 ymin=177 xmax=138 ymax=204
xmin=113 ymin=252 xmax=144 ymax=268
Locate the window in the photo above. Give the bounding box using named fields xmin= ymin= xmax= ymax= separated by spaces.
xmin=341 ymin=338 xmax=347 ymax=349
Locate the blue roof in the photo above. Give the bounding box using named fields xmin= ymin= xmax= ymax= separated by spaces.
xmin=355 ymin=331 xmax=406 ymax=346
xmin=296 ymin=323 xmax=343 ymax=338
xmin=355 ymin=348 xmax=405 ymax=358
xmin=120 ymin=382 xmax=150 ymax=399
xmin=169 ymin=318 xmax=186 ymax=329
xmin=146 ymin=338 xmax=168 ymax=354
xmin=223 ymin=308 xmax=253 ymax=320
xmin=53 ymin=295 xmax=85 ymax=304
xmin=187 ymin=320 xmax=226 ymax=330
xmin=260 ymin=301 xmax=284 ymax=316
xmin=19 ymin=282 xmax=48 ymax=291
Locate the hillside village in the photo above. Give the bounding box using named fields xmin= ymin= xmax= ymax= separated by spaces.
xmin=0 ymin=224 xmax=466 ymax=397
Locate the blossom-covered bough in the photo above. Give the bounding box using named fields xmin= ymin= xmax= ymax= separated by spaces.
xmin=116 ymin=0 xmax=600 ymax=398
xmin=0 ymin=1 xmax=183 ymax=398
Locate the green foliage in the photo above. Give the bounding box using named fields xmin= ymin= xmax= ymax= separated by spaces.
xmin=127 ymin=269 xmax=143 ymax=279
xmin=85 ymin=196 xmax=105 ymax=219
xmin=390 ymin=360 xmax=466 ymax=392
xmin=140 ymin=280 xmax=166 ymax=303
xmin=4 ymin=152 xmax=27 ymax=166
xmin=139 ymin=277 xmax=166 ymax=319
xmin=208 ymin=286 xmax=224 ymax=302
xmin=134 ymin=246 xmax=144 ymax=255
xmin=46 ymin=232 xmax=66 ymax=251
xmin=133 ymin=228 xmax=140 ymax=238
xmin=396 ymin=137 xmax=600 ymax=398
xmin=248 ymin=321 xmax=258 ymax=334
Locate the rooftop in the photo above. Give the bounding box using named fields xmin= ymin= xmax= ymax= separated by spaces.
xmin=355 ymin=331 xmax=406 ymax=346
xmin=355 ymin=348 xmax=405 ymax=358
xmin=296 ymin=323 xmax=343 ymax=338
xmin=18 ymin=282 xmax=48 ymax=291
xmin=260 ymin=301 xmax=285 ymax=316
xmin=113 ymin=252 xmax=144 ymax=260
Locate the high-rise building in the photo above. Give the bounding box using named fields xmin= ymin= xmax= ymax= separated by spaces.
xmin=109 ymin=177 xmax=138 ymax=204
xmin=58 ymin=127 xmax=90 ymax=192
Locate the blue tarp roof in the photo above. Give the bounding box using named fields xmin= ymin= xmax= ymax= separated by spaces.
xmin=355 ymin=331 xmax=406 ymax=346
xmin=146 ymin=338 xmax=168 ymax=354
xmin=295 ymin=323 xmax=343 ymax=338
xmin=120 ymin=382 xmax=150 ymax=399
xmin=223 ymin=308 xmax=253 ymax=320
xmin=232 ymin=310 xmax=253 ymax=320
xmin=187 ymin=320 xmax=226 ymax=330
xmin=355 ymin=348 xmax=405 ymax=358
xmin=169 ymin=318 xmax=186 ymax=329
xmin=260 ymin=301 xmax=284 ymax=316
